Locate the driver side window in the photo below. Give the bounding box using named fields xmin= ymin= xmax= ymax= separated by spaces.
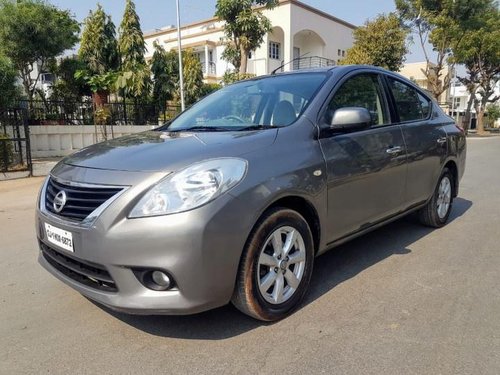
xmin=325 ymin=74 xmax=388 ymax=127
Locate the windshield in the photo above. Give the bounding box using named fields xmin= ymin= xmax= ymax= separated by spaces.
xmin=163 ymin=73 xmax=328 ymax=132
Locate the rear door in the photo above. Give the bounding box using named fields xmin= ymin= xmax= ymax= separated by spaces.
xmin=318 ymin=72 xmax=408 ymax=243
xmin=384 ymin=76 xmax=448 ymax=207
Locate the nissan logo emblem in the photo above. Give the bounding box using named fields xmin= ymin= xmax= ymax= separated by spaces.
xmin=53 ymin=190 xmax=67 ymax=213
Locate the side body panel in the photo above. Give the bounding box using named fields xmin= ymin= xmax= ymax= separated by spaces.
xmin=399 ymin=117 xmax=448 ymax=207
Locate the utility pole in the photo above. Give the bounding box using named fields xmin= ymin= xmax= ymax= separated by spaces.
xmin=176 ymin=0 xmax=185 ymax=111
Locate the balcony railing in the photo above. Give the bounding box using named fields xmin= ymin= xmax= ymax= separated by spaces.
xmin=290 ymin=56 xmax=336 ymax=71
xmin=202 ymin=61 xmax=217 ymax=76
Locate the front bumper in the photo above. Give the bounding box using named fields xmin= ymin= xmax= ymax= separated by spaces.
xmin=36 ymin=168 xmax=253 ymax=315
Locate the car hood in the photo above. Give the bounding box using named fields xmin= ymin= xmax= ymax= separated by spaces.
xmin=63 ymin=129 xmax=278 ymax=172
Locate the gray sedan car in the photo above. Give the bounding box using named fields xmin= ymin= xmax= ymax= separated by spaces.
xmin=37 ymin=66 xmax=466 ymax=321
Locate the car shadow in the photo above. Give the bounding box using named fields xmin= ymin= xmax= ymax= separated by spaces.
xmin=97 ymin=197 xmax=472 ymax=340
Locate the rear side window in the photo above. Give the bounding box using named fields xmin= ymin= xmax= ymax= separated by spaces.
xmin=387 ymin=78 xmax=431 ymax=122
xmin=417 ymin=92 xmax=431 ymax=118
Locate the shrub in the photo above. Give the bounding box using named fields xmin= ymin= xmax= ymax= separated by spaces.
xmin=222 ymin=71 xmax=256 ymax=85
xmin=0 ymin=133 xmax=13 ymax=171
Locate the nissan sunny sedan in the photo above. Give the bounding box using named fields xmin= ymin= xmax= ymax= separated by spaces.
xmin=37 ymin=66 xmax=466 ymax=321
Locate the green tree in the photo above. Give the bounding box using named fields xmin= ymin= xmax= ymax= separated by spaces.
xmin=341 ymin=13 xmax=409 ymax=72
xmin=149 ymin=44 xmax=204 ymax=108
xmin=396 ymin=0 xmax=493 ymax=101
xmin=79 ymin=4 xmax=119 ymax=76
xmin=77 ymin=4 xmax=120 ymax=108
xmin=118 ymin=0 xmax=146 ymax=71
xmin=49 ymin=56 xmax=91 ymax=119
xmin=117 ymin=0 xmax=150 ymax=101
xmin=0 ymin=54 xmax=22 ymax=108
xmin=215 ymin=0 xmax=277 ymax=73
xmin=150 ymin=42 xmax=178 ymax=114
xmin=182 ymin=51 xmax=204 ymax=106
xmin=486 ymin=103 xmax=500 ymax=128
xmin=453 ymin=6 xmax=500 ymax=134
xmin=0 ymin=0 xmax=79 ymax=102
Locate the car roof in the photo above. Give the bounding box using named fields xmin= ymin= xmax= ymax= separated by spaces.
xmin=273 ymin=65 xmax=392 ymax=76
xmin=267 ymin=65 xmax=431 ymax=100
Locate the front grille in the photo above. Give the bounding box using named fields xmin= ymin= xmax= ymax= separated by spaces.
xmin=40 ymin=241 xmax=117 ymax=292
xmin=45 ymin=177 xmax=122 ymax=222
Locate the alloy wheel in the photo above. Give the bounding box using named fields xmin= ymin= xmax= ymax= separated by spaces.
xmin=257 ymin=226 xmax=307 ymax=305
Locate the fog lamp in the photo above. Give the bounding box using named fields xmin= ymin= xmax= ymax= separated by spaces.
xmin=151 ymin=270 xmax=171 ymax=288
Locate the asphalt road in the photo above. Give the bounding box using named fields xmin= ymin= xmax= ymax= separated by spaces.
xmin=1 ymin=137 xmax=499 ymax=375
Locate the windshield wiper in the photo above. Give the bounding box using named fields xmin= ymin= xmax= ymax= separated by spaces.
xmin=168 ymin=126 xmax=232 ymax=132
xmin=236 ymin=125 xmax=277 ymax=131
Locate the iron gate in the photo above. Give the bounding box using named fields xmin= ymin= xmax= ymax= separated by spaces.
xmin=0 ymin=108 xmax=32 ymax=175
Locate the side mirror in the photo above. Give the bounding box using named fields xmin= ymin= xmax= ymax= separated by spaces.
xmin=329 ymin=107 xmax=372 ymax=132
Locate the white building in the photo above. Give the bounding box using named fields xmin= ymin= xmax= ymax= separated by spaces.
xmin=25 ymin=61 xmax=54 ymax=98
xmin=144 ymin=0 xmax=356 ymax=82
xmin=449 ymin=80 xmax=500 ymax=128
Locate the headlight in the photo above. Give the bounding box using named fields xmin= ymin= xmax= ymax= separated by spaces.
xmin=129 ymin=158 xmax=247 ymax=218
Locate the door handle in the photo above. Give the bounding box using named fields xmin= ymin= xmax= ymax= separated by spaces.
xmin=386 ymin=146 xmax=403 ymax=155
xmin=437 ymin=137 xmax=447 ymax=145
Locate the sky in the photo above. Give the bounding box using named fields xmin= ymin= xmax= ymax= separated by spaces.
xmin=50 ymin=0 xmax=426 ymax=63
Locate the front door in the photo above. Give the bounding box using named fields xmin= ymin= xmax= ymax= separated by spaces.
xmin=318 ymin=73 xmax=407 ymax=243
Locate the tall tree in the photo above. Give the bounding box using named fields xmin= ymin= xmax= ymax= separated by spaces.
xmin=396 ymin=0 xmax=492 ymax=101
xmin=215 ymin=0 xmax=277 ymax=73
xmin=0 ymin=54 xmax=22 ymax=108
xmin=453 ymin=6 xmax=500 ymax=134
xmin=151 ymin=42 xmax=178 ymax=113
xmin=117 ymin=0 xmax=149 ymax=100
xmin=0 ymin=0 xmax=79 ymax=102
xmin=150 ymin=44 xmax=204 ymax=108
xmin=182 ymin=50 xmax=204 ymax=106
xmin=118 ymin=0 xmax=146 ymax=70
xmin=341 ymin=13 xmax=409 ymax=71
xmin=79 ymin=4 xmax=119 ymax=76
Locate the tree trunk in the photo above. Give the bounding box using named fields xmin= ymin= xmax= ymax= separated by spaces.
xmin=462 ymin=94 xmax=475 ymax=134
xmin=92 ymin=91 xmax=108 ymax=108
xmin=239 ymin=45 xmax=248 ymax=74
xmin=476 ymin=110 xmax=486 ymax=135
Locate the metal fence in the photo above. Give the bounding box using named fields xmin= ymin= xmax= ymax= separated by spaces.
xmin=0 ymin=108 xmax=32 ymax=174
xmin=20 ymin=100 xmax=181 ymax=126
xmin=291 ymin=56 xmax=336 ymax=71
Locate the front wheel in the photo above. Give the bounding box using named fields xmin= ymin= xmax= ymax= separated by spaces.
xmin=232 ymin=208 xmax=314 ymax=321
xmin=418 ymin=168 xmax=454 ymax=228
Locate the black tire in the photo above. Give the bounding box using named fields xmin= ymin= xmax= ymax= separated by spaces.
xmin=418 ymin=168 xmax=454 ymax=228
xmin=232 ymin=207 xmax=314 ymax=321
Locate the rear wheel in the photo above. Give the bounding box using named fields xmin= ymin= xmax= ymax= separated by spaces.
xmin=232 ymin=208 xmax=314 ymax=321
xmin=418 ymin=168 xmax=454 ymax=227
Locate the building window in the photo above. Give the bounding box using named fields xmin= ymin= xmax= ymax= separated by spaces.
xmin=342 ymin=50 xmax=345 ymax=57
xmin=453 ymin=97 xmax=461 ymax=108
xmin=269 ymin=42 xmax=281 ymax=60
xmin=338 ymin=49 xmax=341 ymax=56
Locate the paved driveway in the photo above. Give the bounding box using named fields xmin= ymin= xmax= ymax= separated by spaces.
xmin=1 ymin=137 xmax=499 ymax=374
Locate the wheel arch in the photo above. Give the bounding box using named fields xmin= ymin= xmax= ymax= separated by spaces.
xmin=260 ymin=195 xmax=321 ymax=255
xmin=443 ymin=159 xmax=459 ymax=198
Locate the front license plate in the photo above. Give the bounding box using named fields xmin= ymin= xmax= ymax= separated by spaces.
xmin=44 ymin=223 xmax=74 ymax=252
